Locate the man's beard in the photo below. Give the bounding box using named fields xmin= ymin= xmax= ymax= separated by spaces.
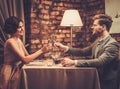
xmin=92 ymin=28 xmax=103 ymax=38
xmin=89 ymin=28 xmax=103 ymax=42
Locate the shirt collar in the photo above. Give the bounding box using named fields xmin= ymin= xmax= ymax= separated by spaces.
xmin=98 ymin=35 xmax=110 ymax=45
xmin=99 ymin=34 xmax=110 ymax=42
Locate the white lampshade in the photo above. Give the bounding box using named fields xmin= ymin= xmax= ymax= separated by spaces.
xmin=60 ymin=9 xmax=83 ymax=26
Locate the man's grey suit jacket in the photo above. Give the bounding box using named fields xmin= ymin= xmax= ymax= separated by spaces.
xmin=66 ymin=35 xmax=119 ymax=85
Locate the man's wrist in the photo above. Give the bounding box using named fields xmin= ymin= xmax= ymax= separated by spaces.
xmin=64 ymin=46 xmax=69 ymax=52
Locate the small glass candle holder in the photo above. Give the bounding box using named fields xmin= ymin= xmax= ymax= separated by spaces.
xmin=51 ymin=51 xmax=61 ymax=64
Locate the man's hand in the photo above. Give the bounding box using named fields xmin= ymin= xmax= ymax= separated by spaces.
xmin=54 ymin=42 xmax=68 ymax=51
xmin=60 ymin=57 xmax=75 ymax=67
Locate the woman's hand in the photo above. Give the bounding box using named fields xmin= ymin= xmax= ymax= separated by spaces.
xmin=41 ymin=45 xmax=51 ymax=53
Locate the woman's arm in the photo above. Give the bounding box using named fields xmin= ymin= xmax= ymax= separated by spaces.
xmin=7 ymin=39 xmax=48 ymax=63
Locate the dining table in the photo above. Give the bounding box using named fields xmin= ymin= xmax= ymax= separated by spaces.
xmin=20 ymin=59 xmax=101 ymax=89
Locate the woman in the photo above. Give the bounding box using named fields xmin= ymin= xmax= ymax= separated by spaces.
xmin=0 ymin=16 xmax=49 ymax=89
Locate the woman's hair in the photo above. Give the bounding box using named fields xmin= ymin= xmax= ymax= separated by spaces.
xmin=3 ymin=16 xmax=22 ymax=35
xmin=92 ymin=14 xmax=113 ymax=32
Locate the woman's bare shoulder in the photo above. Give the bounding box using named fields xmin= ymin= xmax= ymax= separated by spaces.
xmin=5 ymin=38 xmax=16 ymax=45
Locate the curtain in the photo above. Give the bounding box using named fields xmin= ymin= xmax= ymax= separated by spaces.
xmin=0 ymin=0 xmax=25 ymax=64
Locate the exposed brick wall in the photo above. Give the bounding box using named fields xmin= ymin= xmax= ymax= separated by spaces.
xmin=111 ymin=34 xmax=120 ymax=43
xmin=24 ymin=0 xmax=120 ymax=59
xmin=25 ymin=0 xmax=87 ymax=53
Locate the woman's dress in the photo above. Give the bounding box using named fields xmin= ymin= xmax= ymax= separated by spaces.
xmin=0 ymin=40 xmax=23 ymax=89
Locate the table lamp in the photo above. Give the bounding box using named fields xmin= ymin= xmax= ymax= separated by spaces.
xmin=60 ymin=9 xmax=83 ymax=47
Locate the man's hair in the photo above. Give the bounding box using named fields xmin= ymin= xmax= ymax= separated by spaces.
xmin=3 ymin=16 xmax=22 ymax=35
xmin=92 ymin=14 xmax=113 ymax=32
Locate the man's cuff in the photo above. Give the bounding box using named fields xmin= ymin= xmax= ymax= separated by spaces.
xmin=74 ymin=60 xmax=78 ymax=65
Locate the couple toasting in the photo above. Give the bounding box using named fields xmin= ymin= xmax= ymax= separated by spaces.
xmin=0 ymin=14 xmax=119 ymax=89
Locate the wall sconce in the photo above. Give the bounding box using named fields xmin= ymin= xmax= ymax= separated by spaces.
xmin=60 ymin=9 xmax=83 ymax=47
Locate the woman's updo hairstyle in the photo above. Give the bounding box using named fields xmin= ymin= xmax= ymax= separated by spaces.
xmin=3 ymin=16 xmax=22 ymax=35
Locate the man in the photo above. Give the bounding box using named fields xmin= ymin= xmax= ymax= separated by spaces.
xmin=55 ymin=14 xmax=120 ymax=89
